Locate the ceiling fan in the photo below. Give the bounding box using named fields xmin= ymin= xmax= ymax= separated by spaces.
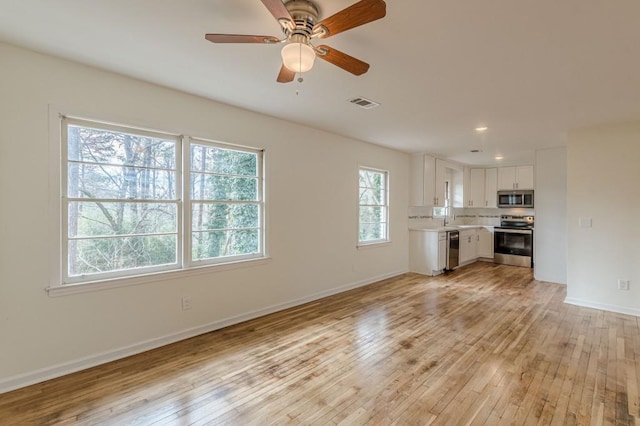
xmin=205 ymin=0 xmax=387 ymax=83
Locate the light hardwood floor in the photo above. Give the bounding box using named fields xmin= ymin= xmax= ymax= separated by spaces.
xmin=1 ymin=262 xmax=639 ymax=425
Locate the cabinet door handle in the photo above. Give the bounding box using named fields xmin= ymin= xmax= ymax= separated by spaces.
xmin=485 ymin=200 xmax=488 ymax=206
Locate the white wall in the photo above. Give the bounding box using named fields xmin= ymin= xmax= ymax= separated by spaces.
xmin=534 ymin=147 xmax=567 ymax=284
xmin=566 ymin=122 xmax=640 ymax=315
xmin=0 ymin=42 xmax=409 ymax=392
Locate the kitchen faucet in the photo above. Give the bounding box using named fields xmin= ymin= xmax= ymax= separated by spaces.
xmin=442 ymin=205 xmax=455 ymax=226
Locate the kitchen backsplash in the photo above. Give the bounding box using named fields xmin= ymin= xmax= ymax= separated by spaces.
xmin=408 ymin=206 xmax=534 ymax=228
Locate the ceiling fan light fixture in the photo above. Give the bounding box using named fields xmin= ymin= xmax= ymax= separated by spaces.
xmin=281 ymin=42 xmax=316 ymax=73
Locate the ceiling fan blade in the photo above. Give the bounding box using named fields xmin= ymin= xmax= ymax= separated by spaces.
xmin=205 ymin=34 xmax=279 ymax=44
xmin=277 ymin=64 xmax=296 ymax=83
xmin=260 ymin=0 xmax=294 ymax=25
xmin=316 ymin=45 xmax=370 ymax=75
xmin=314 ymin=0 xmax=386 ymax=39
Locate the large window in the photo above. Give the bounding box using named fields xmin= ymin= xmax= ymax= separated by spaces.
xmin=358 ymin=167 xmax=389 ymax=244
xmin=60 ymin=117 xmax=264 ymax=286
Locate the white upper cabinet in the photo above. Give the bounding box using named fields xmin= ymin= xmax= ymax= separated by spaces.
xmin=410 ymin=154 xmax=438 ymax=206
xmin=466 ymin=167 xmax=498 ymax=208
xmin=467 ymin=168 xmax=485 ymax=207
xmin=484 ymin=168 xmax=498 ymax=207
xmin=497 ymin=165 xmax=534 ymax=190
xmin=410 ymin=155 xmax=461 ymax=207
xmin=433 ymin=158 xmax=447 ymax=207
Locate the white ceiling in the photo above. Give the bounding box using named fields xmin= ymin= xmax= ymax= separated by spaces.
xmin=2 ymin=0 xmax=640 ymax=165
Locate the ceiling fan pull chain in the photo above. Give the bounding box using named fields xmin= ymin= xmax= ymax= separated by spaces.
xmin=295 ymin=72 xmax=306 ymax=95
xmin=296 ymin=42 xmax=303 ymax=95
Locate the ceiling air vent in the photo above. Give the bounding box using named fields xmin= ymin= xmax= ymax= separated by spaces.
xmin=348 ymin=96 xmax=380 ymax=109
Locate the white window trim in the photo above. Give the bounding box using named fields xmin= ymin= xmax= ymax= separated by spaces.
xmin=47 ymin=109 xmax=268 ymax=295
xmin=357 ymin=166 xmax=390 ymax=247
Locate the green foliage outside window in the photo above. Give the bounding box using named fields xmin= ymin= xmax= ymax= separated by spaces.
xmin=190 ymin=143 xmax=261 ymax=261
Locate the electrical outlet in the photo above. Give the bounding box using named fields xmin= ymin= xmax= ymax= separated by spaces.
xmin=617 ymin=280 xmax=630 ymax=291
xmin=181 ymin=296 xmax=192 ymax=310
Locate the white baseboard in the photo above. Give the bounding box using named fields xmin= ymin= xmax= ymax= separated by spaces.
xmin=564 ymin=297 xmax=640 ymax=317
xmin=0 ymin=269 xmax=407 ymax=394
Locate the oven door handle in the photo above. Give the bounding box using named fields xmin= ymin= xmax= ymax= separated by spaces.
xmin=495 ymin=229 xmax=532 ymax=235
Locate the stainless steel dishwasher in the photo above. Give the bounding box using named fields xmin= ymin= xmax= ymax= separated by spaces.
xmin=446 ymin=230 xmax=459 ymax=270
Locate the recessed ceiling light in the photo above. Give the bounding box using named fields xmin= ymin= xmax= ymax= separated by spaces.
xmin=475 ymin=126 xmax=488 ymax=132
xmin=495 ymin=156 xmax=504 ymax=160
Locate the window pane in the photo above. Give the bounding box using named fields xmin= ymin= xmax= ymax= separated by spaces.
xmin=359 ymin=206 xmax=386 ymax=225
xmin=192 ymin=230 xmax=260 ymax=261
xmin=191 ymin=144 xmax=257 ymax=176
xmin=359 ymin=188 xmax=385 ymax=206
xmin=359 ymin=170 xmax=384 ymax=190
xmin=192 ymin=203 xmax=259 ymax=231
xmin=67 ymin=125 xmax=176 ymax=169
xmin=191 ymin=174 xmax=258 ymax=201
xmin=67 ymin=163 xmax=176 ymax=200
xmin=68 ymin=235 xmax=176 ymax=276
xmin=359 ymin=223 xmax=387 ymax=242
xmin=68 ymin=202 xmax=176 ymax=238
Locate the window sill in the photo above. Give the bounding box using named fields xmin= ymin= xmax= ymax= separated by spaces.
xmin=46 ymin=257 xmax=272 ymax=297
xmin=357 ymin=240 xmax=392 ymax=250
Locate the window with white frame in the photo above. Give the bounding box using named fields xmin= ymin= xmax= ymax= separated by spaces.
xmin=189 ymin=140 xmax=262 ymax=263
xmin=60 ymin=117 xmax=264 ymax=286
xmin=358 ymin=167 xmax=389 ymax=244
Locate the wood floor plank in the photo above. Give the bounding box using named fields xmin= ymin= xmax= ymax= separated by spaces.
xmin=0 ymin=263 xmax=639 ymax=425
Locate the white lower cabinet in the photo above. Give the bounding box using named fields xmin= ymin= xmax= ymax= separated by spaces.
xmin=459 ymin=229 xmax=478 ymax=265
xmin=477 ymin=227 xmax=494 ymax=259
xmin=410 ymin=230 xmax=447 ymax=276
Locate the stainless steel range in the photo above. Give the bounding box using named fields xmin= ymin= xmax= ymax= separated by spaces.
xmin=494 ymin=215 xmax=534 ymax=267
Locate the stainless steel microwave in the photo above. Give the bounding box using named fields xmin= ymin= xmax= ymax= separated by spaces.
xmin=497 ymin=190 xmax=534 ymax=208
